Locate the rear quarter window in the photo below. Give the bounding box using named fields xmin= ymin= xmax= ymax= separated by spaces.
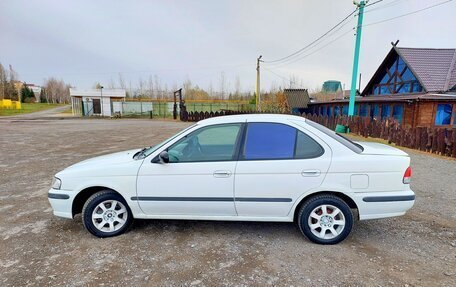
xmin=301 ymin=120 xmax=364 ymax=154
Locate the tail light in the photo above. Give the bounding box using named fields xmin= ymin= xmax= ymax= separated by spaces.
xmin=403 ymin=167 xmax=412 ymax=184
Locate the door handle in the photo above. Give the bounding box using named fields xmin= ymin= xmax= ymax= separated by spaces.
xmin=213 ymin=171 xmax=232 ymax=178
xmin=301 ymin=170 xmax=321 ymax=177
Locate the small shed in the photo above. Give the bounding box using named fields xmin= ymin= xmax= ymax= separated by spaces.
xmin=70 ymin=89 xmax=126 ymax=117
xmin=284 ymin=89 xmax=310 ymax=114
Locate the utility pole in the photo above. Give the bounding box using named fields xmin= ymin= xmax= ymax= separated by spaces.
xmin=256 ymin=55 xmax=262 ymax=111
xmin=348 ymin=0 xmax=366 ymax=116
xmin=100 ymin=86 xmax=104 ymax=116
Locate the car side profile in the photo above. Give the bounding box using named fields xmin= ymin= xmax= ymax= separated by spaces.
xmin=48 ymin=114 xmax=415 ymax=244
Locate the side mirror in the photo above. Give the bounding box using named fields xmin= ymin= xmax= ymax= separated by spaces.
xmin=159 ymin=151 xmax=169 ymax=163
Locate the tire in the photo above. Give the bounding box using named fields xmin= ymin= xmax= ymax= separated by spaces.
xmin=82 ymin=190 xmax=133 ymax=238
xmin=297 ymin=194 xmax=353 ymax=245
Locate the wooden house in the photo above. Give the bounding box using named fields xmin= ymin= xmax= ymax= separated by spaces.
xmin=308 ymin=45 xmax=456 ymax=128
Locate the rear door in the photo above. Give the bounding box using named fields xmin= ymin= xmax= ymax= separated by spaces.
xmin=234 ymin=122 xmax=331 ymax=218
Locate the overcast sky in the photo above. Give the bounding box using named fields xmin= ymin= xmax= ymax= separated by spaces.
xmin=1 ymin=0 xmax=455 ymax=93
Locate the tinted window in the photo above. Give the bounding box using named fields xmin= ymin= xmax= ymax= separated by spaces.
xmin=243 ymin=123 xmax=323 ymax=160
xmin=244 ymin=123 xmax=296 ymax=160
xmin=295 ymin=131 xmax=324 ymax=158
xmin=167 ymin=124 xmax=241 ymax=162
xmin=304 ymin=120 xmax=364 ymax=154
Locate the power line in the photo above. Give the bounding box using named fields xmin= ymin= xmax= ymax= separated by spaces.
xmin=272 ymin=28 xmax=355 ymax=69
xmin=363 ymin=0 xmax=454 ymax=27
xmin=266 ymin=15 xmax=355 ymax=67
xmin=364 ymin=0 xmax=384 ymax=8
xmin=263 ymin=9 xmax=357 ymax=64
xmin=363 ymin=0 xmax=405 ymax=14
xmin=263 ymin=67 xmax=289 ymax=82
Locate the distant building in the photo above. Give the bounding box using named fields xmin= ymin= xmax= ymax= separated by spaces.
xmin=12 ymin=81 xmax=42 ymax=102
xmin=70 ymin=89 xmax=126 ymax=117
xmin=309 ymin=45 xmax=456 ymax=128
xmin=284 ymin=88 xmax=310 ymax=114
xmin=322 ymin=80 xmax=342 ymax=93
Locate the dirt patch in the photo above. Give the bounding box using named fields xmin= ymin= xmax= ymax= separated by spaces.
xmin=0 ymin=118 xmax=455 ymax=286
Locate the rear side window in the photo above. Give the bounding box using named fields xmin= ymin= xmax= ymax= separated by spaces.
xmin=243 ymin=123 xmax=323 ymax=160
xmin=304 ymin=120 xmax=364 ymax=153
xmin=295 ymin=130 xmax=324 ymax=158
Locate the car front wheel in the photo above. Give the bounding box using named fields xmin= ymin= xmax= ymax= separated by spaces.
xmin=297 ymin=195 xmax=353 ymax=244
xmin=82 ymin=190 xmax=133 ymax=238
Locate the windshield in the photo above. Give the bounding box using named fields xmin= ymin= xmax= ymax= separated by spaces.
xmin=138 ymin=124 xmax=197 ymax=159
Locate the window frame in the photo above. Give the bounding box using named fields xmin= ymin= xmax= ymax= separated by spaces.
xmin=434 ymin=103 xmax=453 ymax=126
xmin=157 ymin=123 xmax=246 ymax=163
xmin=238 ymin=122 xmax=324 ymax=161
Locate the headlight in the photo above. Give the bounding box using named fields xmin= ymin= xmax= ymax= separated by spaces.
xmin=52 ymin=177 xmax=62 ymax=190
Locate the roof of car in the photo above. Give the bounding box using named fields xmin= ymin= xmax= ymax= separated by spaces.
xmin=197 ymin=114 xmax=307 ymax=125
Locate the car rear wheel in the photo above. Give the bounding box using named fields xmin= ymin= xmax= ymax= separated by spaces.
xmin=297 ymin=195 xmax=353 ymax=244
xmin=82 ymin=190 xmax=133 ymax=238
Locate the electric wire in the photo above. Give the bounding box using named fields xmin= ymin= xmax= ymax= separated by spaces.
xmin=262 ymin=9 xmax=357 ymax=64
xmin=363 ymin=0 xmax=454 ymax=27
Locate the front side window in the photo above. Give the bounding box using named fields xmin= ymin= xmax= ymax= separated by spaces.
xmin=243 ymin=123 xmax=322 ymax=160
xmin=167 ymin=124 xmax=241 ymax=162
xmin=435 ymin=104 xmax=453 ymax=125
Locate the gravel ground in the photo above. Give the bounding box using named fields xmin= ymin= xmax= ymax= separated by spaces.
xmin=0 ymin=118 xmax=455 ymax=287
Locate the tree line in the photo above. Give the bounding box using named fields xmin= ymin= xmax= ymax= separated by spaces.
xmin=0 ymin=62 xmax=72 ymax=104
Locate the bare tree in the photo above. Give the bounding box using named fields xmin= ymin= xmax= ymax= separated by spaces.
xmin=219 ymin=72 xmax=226 ymax=100
xmin=147 ymin=75 xmax=154 ymax=99
xmin=108 ymin=77 xmax=116 ymax=89
xmin=154 ymin=75 xmax=161 ymax=100
xmin=138 ymin=78 xmax=146 ymax=98
xmin=118 ymin=73 xmax=126 ymax=89
xmin=43 ymin=77 xmax=70 ymax=103
xmin=208 ymin=81 xmax=214 ymax=98
xmin=0 ymin=63 xmax=7 ymax=100
xmin=234 ymin=75 xmax=241 ymax=100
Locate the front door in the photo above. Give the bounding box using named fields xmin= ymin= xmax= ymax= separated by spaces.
xmin=92 ymin=98 xmax=101 ymax=114
xmin=234 ymin=122 xmax=331 ymax=218
xmin=136 ymin=123 xmax=243 ymax=216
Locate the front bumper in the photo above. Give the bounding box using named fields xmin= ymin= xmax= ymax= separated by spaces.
xmin=353 ymin=189 xmax=415 ymax=220
xmin=48 ymin=188 xmax=77 ymax=219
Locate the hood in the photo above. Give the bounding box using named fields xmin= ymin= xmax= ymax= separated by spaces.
xmin=356 ymin=142 xmax=409 ymax=157
xmin=60 ymin=148 xmax=142 ymax=174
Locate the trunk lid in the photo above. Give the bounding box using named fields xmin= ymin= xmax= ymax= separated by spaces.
xmin=357 ymin=141 xmax=409 ymax=156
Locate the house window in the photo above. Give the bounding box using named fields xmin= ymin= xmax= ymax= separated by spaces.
xmin=370 ymin=104 xmax=379 ymax=119
xmin=342 ymin=105 xmax=349 ymax=116
xmin=360 ymin=104 xmax=368 ymax=117
xmin=435 ymin=104 xmax=453 ymax=125
xmin=327 ymin=106 xmax=333 ymax=117
xmin=334 ymin=106 xmax=341 ymax=116
xmin=371 ymin=54 xmax=422 ymax=96
xmin=321 ymin=106 xmax=327 ymax=116
xmin=381 ymin=104 xmax=391 ymax=120
xmin=392 ymin=104 xmax=404 ymax=123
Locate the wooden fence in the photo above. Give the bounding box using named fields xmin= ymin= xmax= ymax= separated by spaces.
xmin=303 ymin=113 xmax=456 ymax=158
xmin=182 ymin=110 xmax=456 ymax=158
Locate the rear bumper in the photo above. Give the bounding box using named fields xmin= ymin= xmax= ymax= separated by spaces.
xmin=353 ymin=189 xmax=415 ymax=220
xmin=48 ymin=188 xmax=76 ymax=219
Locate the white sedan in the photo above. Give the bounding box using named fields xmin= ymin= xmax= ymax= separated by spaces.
xmin=48 ymin=114 xmax=415 ymax=244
